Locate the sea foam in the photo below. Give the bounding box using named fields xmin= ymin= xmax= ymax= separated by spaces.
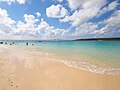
xmin=58 ymin=60 xmax=120 ymax=76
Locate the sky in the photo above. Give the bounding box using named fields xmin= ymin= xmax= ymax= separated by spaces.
xmin=0 ymin=0 xmax=120 ymax=40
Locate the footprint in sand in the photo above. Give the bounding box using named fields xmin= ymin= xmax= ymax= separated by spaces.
xmin=8 ymin=78 xmax=13 ymax=86
xmin=0 ymin=58 xmax=19 ymax=89
xmin=8 ymin=78 xmax=19 ymax=88
xmin=16 ymin=86 xmax=18 ymax=88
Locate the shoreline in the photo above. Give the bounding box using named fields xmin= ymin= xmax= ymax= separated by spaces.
xmin=0 ymin=45 xmax=120 ymax=76
xmin=0 ymin=45 xmax=120 ymax=90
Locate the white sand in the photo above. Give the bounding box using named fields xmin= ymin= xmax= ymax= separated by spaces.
xmin=0 ymin=45 xmax=120 ymax=90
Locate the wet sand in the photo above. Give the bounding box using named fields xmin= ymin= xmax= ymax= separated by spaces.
xmin=0 ymin=45 xmax=120 ymax=90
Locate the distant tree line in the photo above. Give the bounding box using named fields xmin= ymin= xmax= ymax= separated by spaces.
xmin=73 ymin=37 xmax=120 ymax=41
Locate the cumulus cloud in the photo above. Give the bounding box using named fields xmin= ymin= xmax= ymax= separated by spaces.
xmin=104 ymin=10 xmax=120 ymax=25
xmin=94 ymin=10 xmax=120 ymax=36
xmin=0 ymin=8 xmax=67 ymax=40
xmin=0 ymin=8 xmax=16 ymax=37
xmin=97 ymin=1 xmax=119 ymax=17
xmin=59 ymin=0 xmax=119 ymax=38
xmin=36 ymin=12 xmax=41 ymax=17
xmin=12 ymin=14 xmax=40 ymax=37
xmin=16 ymin=0 xmax=27 ymax=4
xmin=0 ymin=24 xmax=12 ymax=34
xmin=0 ymin=8 xmax=16 ymax=27
xmin=72 ymin=22 xmax=98 ymax=36
xmin=11 ymin=18 xmax=67 ymax=40
xmin=108 ymin=1 xmax=119 ymax=10
xmin=46 ymin=4 xmax=68 ymax=18
xmin=69 ymin=9 xmax=120 ymax=38
xmin=66 ymin=0 xmax=84 ymax=10
xmin=24 ymin=14 xmax=39 ymax=28
xmin=60 ymin=0 xmax=106 ymax=27
xmin=0 ymin=0 xmax=15 ymax=5
xmin=94 ymin=25 xmax=108 ymax=35
xmin=0 ymin=0 xmax=120 ymax=40
xmin=0 ymin=0 xmax=27 ymax=5
xmin=35 ymin=19 xmax=67 ymax=39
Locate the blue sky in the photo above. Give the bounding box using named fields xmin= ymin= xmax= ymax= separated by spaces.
xmin=0 ymin=0 xmax=120 ymax=40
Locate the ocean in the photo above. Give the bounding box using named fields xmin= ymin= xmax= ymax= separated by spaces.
xmin=1 ymin=40 xmax=120 ymax=75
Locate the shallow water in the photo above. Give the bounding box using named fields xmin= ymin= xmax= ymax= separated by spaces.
xmin=1 ymin=40 xmax=120 ymax=75
xmin=5 ymin=41 xmax=120 ymax=67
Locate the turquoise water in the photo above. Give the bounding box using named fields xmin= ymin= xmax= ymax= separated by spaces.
xmin=1 ymin=40 xmax=120 ymax=75
xmin=14 ymin=41 xmax=120 ymax=67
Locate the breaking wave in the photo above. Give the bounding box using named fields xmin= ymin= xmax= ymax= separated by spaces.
xmin=58 ymin=60 xmax=120 ymax=76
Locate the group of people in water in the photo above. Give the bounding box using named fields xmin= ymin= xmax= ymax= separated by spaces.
xmin=26 ymin=42 xmax=34 ymax=46
xmin=0 ymin=42 xmax=34 ymax=46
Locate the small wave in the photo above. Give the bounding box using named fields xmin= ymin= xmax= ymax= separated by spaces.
xmin=58 ymin=60 xmax=120 ymax=76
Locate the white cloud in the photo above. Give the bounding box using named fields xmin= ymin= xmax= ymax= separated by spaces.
xmin=104 ymin=10 xmax=120 ymax=25
xmin=35 ymin=18 xmax=49 ymax=31
xmin=0 ymin=8 xmax=16 ymax=27
xmin=10 ymin=16 xmax=67 ymax=40
xmin=0 ymin=8 xmax=67 ymax=40
xmin=46 ymin=4 xmax=68 ymax=18
xmin=12 ymin=14 xmax=40 ymax=37
xmin=60 ymin=0 xmax=106 ymax=27
xmin=94 ymin=10 xmax=120 ymax=35
xmin=97 ymin=1 xmax=119 ymax=17
xmin=16 ymin=0 xmax=27 ymax=4
xmin=36 ymin=12 xmax=41 ymax=17
xmin=35 ymin=19 xmax=67 ymax=39
xmin=0 ymin=8 xmax=15 ymax=29
xmin=108 ymin=1 xmax=119 ymax=10
xmin=94 ymin=25 xmax=108 ymax=35
xmin=24 ymin=14 xmax=39 ymax=28
xmin=0 ymin=1 xmax=119 ymax=40
xmin=66 ymin=0 xmax=105 ymax=10
xmin=68 ymin=9 xmax=120 ymax=38
xmin=66 ymin=0 xmax=83 ymax=10
xmin=0 ymin=0 xmax=27 ymax=5
xmin=72 ymin=22 xmax=98 ymax=36
xmin=0 ymin=8 xmax=16 ymax=39
xmin=0 ymin=0 xmax=15 ymax=5
xmin=0 ymin=24 xmax=12 ymax=34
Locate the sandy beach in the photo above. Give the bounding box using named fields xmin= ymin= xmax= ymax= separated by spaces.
xmin=0 ymin=45 xmax=120 ymax=90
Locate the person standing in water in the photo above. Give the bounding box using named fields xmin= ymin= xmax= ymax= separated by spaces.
xmin=26 ymin=42 xmax=28 ymax=46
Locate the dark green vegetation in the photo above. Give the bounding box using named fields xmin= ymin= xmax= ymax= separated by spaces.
xmin=73 ymin=37 xmax=120 ymax=41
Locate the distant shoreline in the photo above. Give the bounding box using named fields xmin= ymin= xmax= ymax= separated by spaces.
xmin=73 ymin=37 xmax=120 ymax=41
xmin=0 ymin=37 xmax=120 ymax=42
